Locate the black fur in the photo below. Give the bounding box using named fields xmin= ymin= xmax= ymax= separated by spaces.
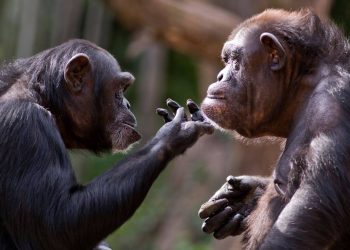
xmin=0 ymin=99 xmax=173 ymax=249
xmin=200 ymin=9 xmax=350 ymax=249
xmin=0 ymin=39 xmax=213 ymax=249
xmin=246 ymin=11 xmax=350 ymax=249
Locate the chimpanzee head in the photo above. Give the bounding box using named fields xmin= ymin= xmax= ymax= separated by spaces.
xmin=40 ymin=40 xmax=141 ymax=152
xmin=201 ymin=9 xmax=318 ymax=138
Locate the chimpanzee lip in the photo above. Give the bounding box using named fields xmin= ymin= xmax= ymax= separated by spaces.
xmin=122 ymin=122 xmax=137 ymax=129
xmin=207 ymin=94 xmax=225 ymax=100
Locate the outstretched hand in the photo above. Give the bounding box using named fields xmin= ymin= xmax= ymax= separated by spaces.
xmin=155 ymin=98 xmax=214 ymax=155
xmin=156 ymin=98 xmax=206 ymax=123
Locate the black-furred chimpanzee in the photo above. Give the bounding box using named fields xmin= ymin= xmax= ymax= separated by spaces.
xmin=198 ymin=9 xmax=350 ymax=249
xmin=0 ymin=39 xmax=213 ymax=250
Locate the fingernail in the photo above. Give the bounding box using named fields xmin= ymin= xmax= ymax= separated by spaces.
xmin=156 ymin=109 xmax=166 ymax=115
xmin=226 ymin=176 xmax=235 ymax=184
xmin=214 ymin=232 xmax=223 ymax=239
xmin=202 ymin=224 xmax=209 ymax=233
xmin=222 ymin=198 xmax=229 ymax=206
xmin=225 ymin=206 xmax=233 ymax=213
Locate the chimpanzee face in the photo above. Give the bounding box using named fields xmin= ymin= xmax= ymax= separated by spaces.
xmin=201 ymin=26 xmax=288 ymax=138
xmin=62 ymin=49 xmax=141 ymax=152
xmin=99 ymin=59 xmax=141 ymax=152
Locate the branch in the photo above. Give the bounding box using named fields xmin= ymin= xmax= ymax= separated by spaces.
xmin=104 ymin=0 xmax=242 ymax=62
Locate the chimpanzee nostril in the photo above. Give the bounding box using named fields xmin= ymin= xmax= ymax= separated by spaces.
xmin=217 ymin=72 xmax=224 ymax=82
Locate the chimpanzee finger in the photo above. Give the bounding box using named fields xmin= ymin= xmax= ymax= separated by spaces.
xmin=227 ymin=175 xmax=256 ymax=193
xmin=227 ymin=175 xmax=240 ymax=189
xmin=195 ymin=121 xmax=214 ymax=136
xmin=202 ymin=207 xmax=234 ymax=234
xmin=213 ymin=213 xmax=244 ymax=239
xmin=187 ymin=99 xmax=205 ymax=122
xmin=227 ymin=176 xmax=254 ymax=194
xmin=210 ymin=182 xmax=245 ymax=201
xmin=167 ymin=98 xmax=187 ymax=121
xmin=166 ymin=98 xmax=182 ymax=114
xmin=173 ymin=107 xmax=186 ymax=123
xmin=156 ymin=108 xmax=173 ymax=123
xmin=198 ymin=198 xmax=228 ymax=219
xmin=186 ymin=99 xmax=200 ymax=113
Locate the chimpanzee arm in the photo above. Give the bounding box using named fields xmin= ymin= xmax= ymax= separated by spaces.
xmin=0 ymin=101 xmax=212 ymax=250
xmin=259 ymin=183 xmax=341 ymax=249
xmin=260 ymin=148 xmax=349 ymax=250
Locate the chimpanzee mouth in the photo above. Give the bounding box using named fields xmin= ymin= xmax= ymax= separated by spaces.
xmin=122 ymin=122 xmax=137 ymax=129
xmin=207 ymin=94 xmax=226 ymax=100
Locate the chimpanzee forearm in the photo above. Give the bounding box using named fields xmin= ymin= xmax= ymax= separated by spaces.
xmin=66 ymin=139 xmax=173 ymax=248
xmin=64 ymin=109 xmax=211 ymax=248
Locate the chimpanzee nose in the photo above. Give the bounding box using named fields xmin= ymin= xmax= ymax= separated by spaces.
xmin=123 ymin=98 xmax=131 ymax=109
xmin=217 ymin=71 xmax=224 ymax=82
xmin=217 ymin=67 xmax=231 ymax=82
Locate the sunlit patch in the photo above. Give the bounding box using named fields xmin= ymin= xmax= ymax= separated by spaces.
xmin=225 ymin=129 xmax=284 ymax=145
xmin=225 ymin=28 xmax=248 ymax=49
xmin=203 ymin=112 xmax=285 ymax=146
xmin=309 ymin=133 xmax=336 ymax=165
xmin=111 ymin=141 xmax=138 ymax=154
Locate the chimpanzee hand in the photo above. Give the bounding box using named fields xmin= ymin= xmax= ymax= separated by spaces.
xmin=198 ymin=175 xmax=268 ymax=239
xmin=155 ymin=99 xmax=213 ymax=156
xmin=156 ymin=98 xmax=207 ymax=123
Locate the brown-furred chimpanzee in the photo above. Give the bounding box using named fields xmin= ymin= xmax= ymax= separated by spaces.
xmin=198 ymin=9 xmax=350 ymax=249
xmin=0 ymin=39 xmax=213 ymax=250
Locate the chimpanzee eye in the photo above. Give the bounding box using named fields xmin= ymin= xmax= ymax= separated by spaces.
xmin=222 ymin=55 xmax=229 ymax=65
xmin=221 ymin=49 xmax=232 ymax=64
xmin=234 ymin=61 xmax=240 ymax=71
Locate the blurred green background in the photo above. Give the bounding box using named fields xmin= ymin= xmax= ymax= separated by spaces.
xmin=0 ymin=0 xmax=349 ymax=249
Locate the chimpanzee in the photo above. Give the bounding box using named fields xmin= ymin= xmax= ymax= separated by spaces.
xmin=0 ymin=39 xmax=213 ymax=250
xmin=198 ymin=9 xmax=350 ymax=249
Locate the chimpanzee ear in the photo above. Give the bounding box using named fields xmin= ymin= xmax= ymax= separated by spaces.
xmin=260 ymin=32 xmax=286 ymax=71
xmin=64 ymin=53 xmax=91 ymax=93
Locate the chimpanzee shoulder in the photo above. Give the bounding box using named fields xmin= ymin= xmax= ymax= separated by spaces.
xmin=0 ymin=100 xmax=72 ymax=174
